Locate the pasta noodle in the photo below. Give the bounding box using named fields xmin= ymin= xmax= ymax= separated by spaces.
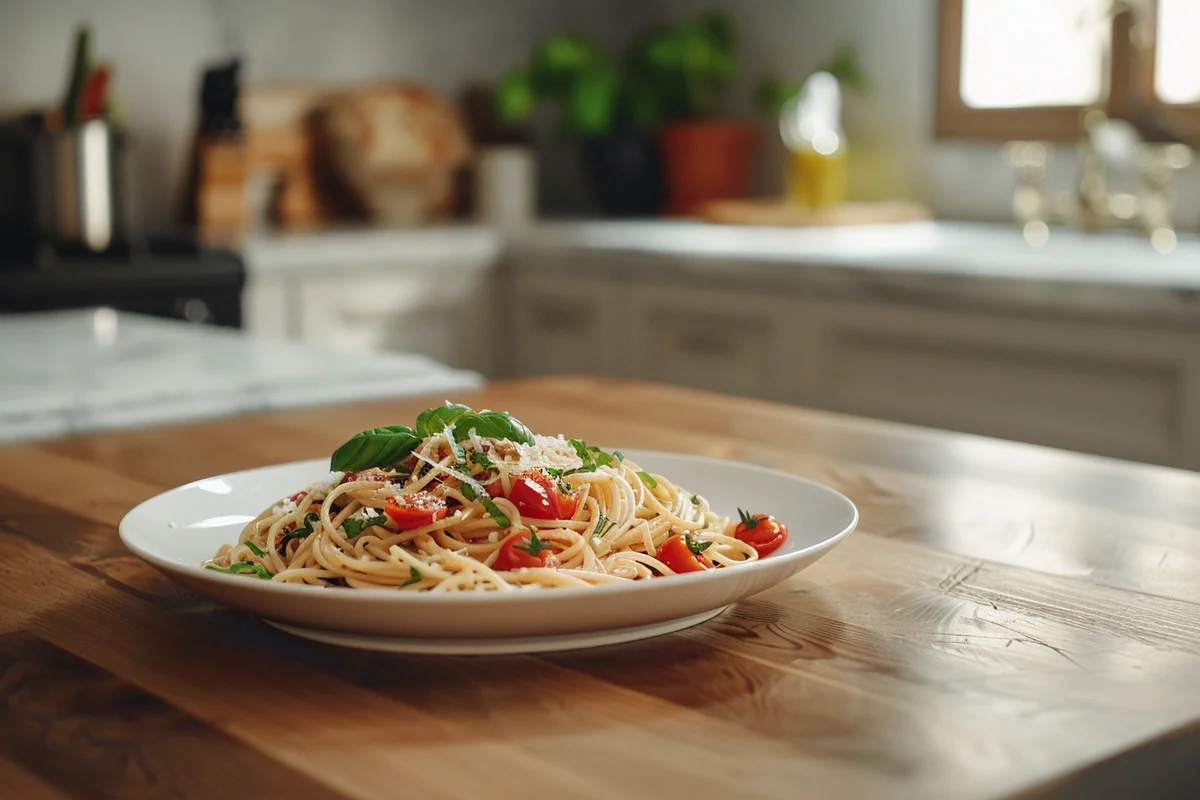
xmin=205 ymin=406 xmax=785 ymax=590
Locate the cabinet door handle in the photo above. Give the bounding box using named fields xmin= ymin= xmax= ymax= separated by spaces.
xmin=534 ymin=302 xmax=592 ymax=331
xmin=676 ymin=331 xmax=737 ymax=356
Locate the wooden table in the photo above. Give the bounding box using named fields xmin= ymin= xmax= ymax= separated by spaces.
xmin=1 ymin=377 xmax=1198 ymax=799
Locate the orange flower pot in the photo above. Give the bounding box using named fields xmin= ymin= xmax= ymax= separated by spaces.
xmin=659 ymin=120 xmax=758 ymax=216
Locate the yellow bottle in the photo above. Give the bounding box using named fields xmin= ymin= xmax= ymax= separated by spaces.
xmin=780 ymin=72 xmax=847 ymax=209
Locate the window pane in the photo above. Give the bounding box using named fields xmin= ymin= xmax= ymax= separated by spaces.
xmin=960 ymin=0 xmax=1107 ymax=109
xmin=1155 ymin=0 xmax=1200 ymax=104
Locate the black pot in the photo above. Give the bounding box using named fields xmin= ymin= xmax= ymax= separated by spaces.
xmin=580 ymin=133 xmax=664 ymax=217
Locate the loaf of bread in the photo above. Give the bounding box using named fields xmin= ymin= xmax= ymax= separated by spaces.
xmin=319 ymin=83 xmax=472 ymax=225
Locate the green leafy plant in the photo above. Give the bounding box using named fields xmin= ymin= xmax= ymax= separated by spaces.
xmin=494 ymin=11 xmax=739 ymax=136
xmin=624 ymin=11 xmax=738 ymax=122
xmin=495 ymin=34 xmax=629 ymax=137
xmin=757 ymin=43 xmax=870 ymax=111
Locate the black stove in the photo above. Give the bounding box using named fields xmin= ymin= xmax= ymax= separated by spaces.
xmin=0 ymin=234 xmax=245 ymax=328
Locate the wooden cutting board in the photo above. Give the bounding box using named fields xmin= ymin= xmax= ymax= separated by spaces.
xmin=698 ymin=198 xmax=931 ymax=226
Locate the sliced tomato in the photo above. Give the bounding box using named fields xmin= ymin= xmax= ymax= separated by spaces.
xmin=733 ymin=512 xmax=788 ymax=557
xmin=492 ymin=529 xmax=558 ymax=570
xmin=384 ymin=493 xmax=448 ymax=531
xmin=656 ymin=534 xmax=714 ymax=574
xmin=506 ymin=471 xmax=578 ymax=521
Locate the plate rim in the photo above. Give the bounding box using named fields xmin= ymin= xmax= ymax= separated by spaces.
xmin=119 ymin=449 xmax=859 ymax=605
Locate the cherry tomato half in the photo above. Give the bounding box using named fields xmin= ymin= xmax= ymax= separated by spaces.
xmin=507 ymin=471 xmax=578 ymax=521
xmin=733 ymin=513 xmax=788 ymax=557
xmin=384 ymin=493 xmax=449 ymax=531
xmin=655 ymin=534 xmax=714 ymax=574
xmin=492 ymin=529 xmax=559 ymax=570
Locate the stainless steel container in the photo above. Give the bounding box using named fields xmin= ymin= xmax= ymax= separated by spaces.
xmin=33 ymin=120 xmax=125 ymax=251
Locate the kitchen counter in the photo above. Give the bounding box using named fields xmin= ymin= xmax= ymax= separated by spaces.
xmin=0 ymin=309 xmax=482 ymax=443
xmin=238 ymin=220 xmax=1200 ymax=322
xmin=512 ymin=220 xmax=1200 ymax=323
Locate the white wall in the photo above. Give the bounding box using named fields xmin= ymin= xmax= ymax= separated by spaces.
xmin=0 ymin=0 xmax=640 ymax=233
xmin=653 ymin=0 xmax=1200 ymax=227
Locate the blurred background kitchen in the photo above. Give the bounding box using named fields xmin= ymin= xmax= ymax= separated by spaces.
xmin=3 ymin=0 xmax=1200 ymax=472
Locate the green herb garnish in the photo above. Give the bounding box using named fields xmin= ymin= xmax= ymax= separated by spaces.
xmin=240 ymin=541 xmax=265 ymax=557
xmin=415 ymin=403 xmax=473 ymax=438
xmin=401 ymin=568 xmax=422 ymax=587
xmin=453 ymin=410 xmax=535 ymax=446
xmin=690 ymin=495 xmax=700 ymax=505
xmin=593 ymin=512 xmax=615 ymax=538
xmin=686 ymin=534 xmax=713 ymax=555
xmin=470 ymin=452 xmax=496 ymax=470
xmin=329 ymin=405 xmax=534 ymax=473
xmin=278 ymin=512 xmax=320 ymax=554
xmin=330 ymin=425 xmax=421 ymax=472
xmin=737 ymin=508 xmax=759 ymax=529
xmin=206 ymin=562 xmax=272 ymax=580
xmin=479 ymin=495 xmax=511 ymax=528
xmin=343 ymin=514 xmax=389 ymax=538
xmin=636 ymin=471 xmax=658 ymax=488
xmin=514 ymin=529 xmax=551 ymax=556
xmin=565 ymin=439 xmax=620 ymax=475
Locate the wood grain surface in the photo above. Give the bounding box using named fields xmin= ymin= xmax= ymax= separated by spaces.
xmin=1 ymin=377 xmax=1198 ymax=799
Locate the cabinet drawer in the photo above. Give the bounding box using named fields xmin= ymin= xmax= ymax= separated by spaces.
xmin=297 ymin=272 xmax=490 ymax=371
xmin=645 ymin=310 xmax=773 ymax=397
xmin=811 ymin=300 xmax=1195 ymax=467
xmin=623 ymin=284 xmax=798 ymax=401
xmin=511 ymin=275 xmax=618 ymax=377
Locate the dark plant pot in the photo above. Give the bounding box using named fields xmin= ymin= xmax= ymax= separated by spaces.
xmin=659 ymin=120 xmax=758 ymax=216
xmin=580 ymin=133 xmax=664 ymax=217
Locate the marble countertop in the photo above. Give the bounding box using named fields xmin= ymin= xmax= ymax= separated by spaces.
xmin=233 ymin=219 xmax=1200 ymax=320
xmin=242 ymin=224 xmax=502 ymax=276
xmin=510 ymin=220 xmax=1200 ymax=321
xmin=0 ymin=310 xmax=482 ymax=444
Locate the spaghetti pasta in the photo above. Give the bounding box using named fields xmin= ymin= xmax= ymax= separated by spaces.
xmin=205 ymin=405 xmax=787 ymax=590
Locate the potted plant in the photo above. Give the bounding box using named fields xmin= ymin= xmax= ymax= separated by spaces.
xmin=495 ymin=35 xmax=664 ymax=216
xmin=625 ymin=11 xmax=752 ymax=215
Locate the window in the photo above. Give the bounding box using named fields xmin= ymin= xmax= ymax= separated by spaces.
xmin=937 ymin=0 xmax=1200 ymax=143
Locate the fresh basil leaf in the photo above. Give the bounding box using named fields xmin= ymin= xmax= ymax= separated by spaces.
xmin=685 ymin=535 xmax=713 ymax=555
xmin=240 ymin=541 xmax=265 ymax=557
xmin=470 ymin=452 xmax=495 ymax=470
xmin=636 ymin=471 xmax=658 ymax=488
xmin=415 ymin=403 xmax=473 ymax=438
xmin=206 ymin=561 xmax=272 ymax=580
xmin=278 ymin=512 xmax=320 ymax=554
xmin=453 ymin=411 xmax=535 ymax=446
xmin=612 ymin=450 xmax=624 ymax=461
xmin=460 ymin=481 xmax=478 ymax=501
xmin=543 ymin=466 xmax=563 ymax=477
xmin=479 ymin=495 xmax=511 ymax=528
xmin=344 ymin=514 xmax=388 ymax=538
xmin=401 ymin=567 xmax=422 ymax=587
xmin=330 ymin=426 xmax=421 ymax=471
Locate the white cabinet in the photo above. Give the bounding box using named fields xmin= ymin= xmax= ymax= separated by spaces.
xmin=508 ymin=271 xmax=625 ymax=377
xmin=803 ymin=300 xmax=1200 ymax=469
xmin=620 ymin=283 xmax=803 ymax=402
xmin=242 ymin=227 xmax=502 ymax=376
xmin=508 ymin=255 xmax=1200 ymax=471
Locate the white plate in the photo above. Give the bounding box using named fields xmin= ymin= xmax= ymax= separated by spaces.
xmin=120 ymin=450 xmax=858 ymax=652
